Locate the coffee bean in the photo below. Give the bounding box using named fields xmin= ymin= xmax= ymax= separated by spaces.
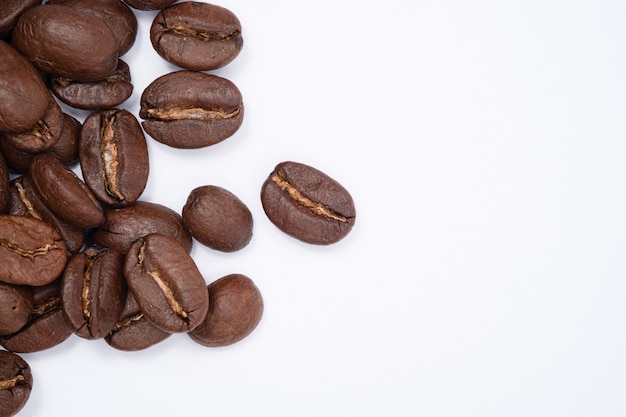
xmin=189 ymin=274 xmax=263 ymax=348
xmin=61 ymin=246 xmax=126 ymax=340
xmin=123 ymin=0 xmax=176 ymax=11
xmin=79 ymin=109 xmax=149 ymax=208
xmin=124 ymin=233 xmax=209 ymax=333
xmin=0 ymin=153 xmax=9 ymax=214
xmin=0 ymin=0 xmax=41 ymax=40
xmin=0 ymin=284 xmax=32 ymax=337
xmin=30 ymin=153 xmax=105 ymax=229
xmin=0 ymin=350 xmax=33 ymax=417
xmin=89 ymin=201 xmax=193 ymax=254
xmin=0 ymin=215 xmax=68 ymax=286
xmin=12 ymin=4 xmax=119 ymax=82
xmin=0 ymin=40 xmax=49 ymax=134
xmin=182 ymin=185 xmax=253 ymax=252
xmin=260 ymin=161 xmax=356 ymax=245
xmin=139 ymin=70 xmax=244 ymax=149
xmin=150 ymin=1 xmax=243 ymax=71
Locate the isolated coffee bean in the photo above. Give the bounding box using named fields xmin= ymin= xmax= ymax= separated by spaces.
xmin=0 ymin=284 xmax=32 ymax=336
xmin=0 ymin=0 xmax=41 ymax=39
xmin=123 ymin=0 xmax=176 ymax=11
xmin=0 ymin=40 xmax=49 ymax=134
xmin=150 ymin=1 xmax=243 ymax=71
xmin=61 ymin=246 xmax=126 ymax=340
xmin=189 ymin=274 xmax=263 ymax=348
xmin=261 ymin=161 xmax=356 ymax=245
xmin=0 ymin=350 xmax=33 ymax=417
xmin=90 ymin=201 xmax=193 ymax=254
xmin=30 ymin=153 xmax=105 ymax=229
xmin=182 ymin=185 xmax=253 ymax=252
xmin=12 ymin=4 xmax=119 ymax=82
xmin=51 ymin=60 xmax=133 ymax=110
xmin=139 ymin=70 xmax=244 ymax=149
xmin=0 ymin=215 xmax=68 ymax=286
xmin=124 ymin=233 xmax=209 ymax=333
xmin=0 ymin=154 xmax=8 ymax=214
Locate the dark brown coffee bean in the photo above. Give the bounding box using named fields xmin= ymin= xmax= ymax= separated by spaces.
xmin=124 ymin=233 xmax=209 ymax=333
xmin=260 ymin=161 xmax=356 ymax=245
xmin=9 ymin=176 xmax=85 ymax=254
xmin=150 ymin=2 xmax=243 ymax=71
xmin=139 ymin=70 xmax=244 ymax=149
xmin=0 ymin=153 xmax=8 ymax=214
xmin=182 ymin=185 xmax=253 ymax=252
xmin=61 ymin=246 xmax=126 ymax=340
xmin=0 ymin=40 xmax=49 ymax=134
xmin=12 ymin=4 xmax=119 ymax=82
xmin=0 ymin=0 xmax=41 ymax=39
xmin=51 ymin=60 xmax=133 ymax=110
xmin=105 ymin=289 xmax=171 ymax=351
xmin=0 ymin=215 xmax=68 ymax=286
xmin=90 ymin=201 xmax=193 ymax=254
xmin=0 ymin=350 xmax=33 ymax=417
xmin=79 ymin=109 xmax=149 ymax=208
xmin=189 ymin=274 xmax=263 ymax=347
xmin=0 ymin=284 xmax=32 ymax=336
xmin=0 ymin=280 xmax=73 ymax=353
xmin=123 ymin=0 xmax=176 ymax=11
xmin=30 ymin=153 xmax=105 ymax=229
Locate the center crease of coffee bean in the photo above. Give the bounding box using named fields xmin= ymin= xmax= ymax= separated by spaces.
xmin=100 ymin=114 xmax=125 ymax=201
xmin=31 ymin=296 xmax=61 ymax=319
xmin=15 ymin=182 xmax=43 ymax=221
xmin=30 ymin=120 xmax=53 ymax=143
xmin=0 ymin=374 xmax=25 ymax=390
xmin=111 ymin=312 xmax=144 ymax=333
xmin=0 ymin=240 xmax=62 ymax=260
xmin=164 ymin=24 xmax=240 ymax=43
xmin=145 ymin=106 xmax=241 ymax=122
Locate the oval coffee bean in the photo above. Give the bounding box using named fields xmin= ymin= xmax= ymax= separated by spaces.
xmin=0 ymin=284 xmax=33 ymax=336
xmin=123 ymin=0 xmax=176 ymax=11
xmin=139 ymin=70 xmax=244 ymax=149
xmin=0 ymin=350 xmax=33 ymax=417
xmin=260 ymin=161 xmax=356 ymax=245
xmin=182 ymin=185 xmax=253 ymax=252
xmin=124 ymin=233 xmax=209 ymax=333
xmin=61 ymin=246 xmax=126 ymax=340
xmin=0 ymin=215 xmax=68 ymax=286
xmin=0 ymin=40 xmax=49 ymax=134
xmin=189 ymin=274 xmax=263 ymax=347
xmin=30 ymin=153 xmax=105 ymax=229
xmin=150 ymin=1 xmax=243 ymax=71
xmin=80 ymin=109 xmax=149 ymax=208
xmin=12 ymin=4 xmax=119 ymax=82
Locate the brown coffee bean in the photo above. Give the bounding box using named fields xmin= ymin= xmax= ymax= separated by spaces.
xmin=89 ymin=201 xmax=193 ymax=254
xmin=30 ymin=153 xmax=105 ymax=229
xmin=0 ymin=350 xmax=33 ymax=417
xmin=260 ymin=161 xmax=356 ymax=245
xmin=105 ymin=289 xmax=171 ymax=351
xmin=12 ymin=4 xmax=119 ymax=82
xmin=51 ymin=60 xmax=133 ymax=110
xmin=124 ymin=233 xmax=209 ymax=333
xmin=61 ymin=246 xmax=126 ymax=340
xmin=123 ymin=0 xmax=176 ymax=11
xmin=0 ymin=0 xmax=41 ymax=39
xmin=0 ymin=214 xmax=68 ymax=286
xmin=0 ymin=40 xmax=49 ymax=134
xmin=0 ymin=153 xmax=8 ymax=214
xmin=189 ymin=274 xmax=263 ymax=347
xmin=182 ymin=185 xmax=253 ymax=252
xmin=139 ymin=70 xmax=244 ymax=149
xmin=0 ymin=284 xmax=32 ymax=336
xmin=79 ymin=109 xmax=149 ymax=208
xmin=150 ymin=1 xmax=243 ymax=71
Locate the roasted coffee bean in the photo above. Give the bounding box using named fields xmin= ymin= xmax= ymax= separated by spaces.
xmin=0 ymin=40 xmax=49 ymax=134
xmin=80 ymin=109 xmax=149 ymax=208
xmin=189 ymin=274 xmax=263 ymax=348
xmin=30 ymin=153 xmax=105 ymax=229
xmin=150 ymin=1 xmax=243 ymax=71
xmin=182 ymin=185 xmax=253 ymax=252
xmin=0 ymin=154 xmax=8 ymax=214
xmin=61 ymin=246 xmax=126 ymax=340
xmin=0 ymin=350 xmax=33 ymax=417
xmin=139 ymin=70 xmax=244 ymax=149
xmin=9 ymin=176 xmax=85 ymax=254
xmin=0 ymin=0 xmax=41 ymax=39
xmin=124 ymin=233 xmax=209 ymax=333
xmin=51 ymin=60 xmax=133 ymax=110
xmin=123 ymin=0 xmax=176 ymax=11
xmin=260 ymin=161 xmax=356 ymax=245
xmin=12 ymin=4 xmax=119 ymax=82
xmin=90 ymin=201 xmax=193 ymax=254
xmin=0 ymin=280 xmax=73 ymax=353
xmin=0 ymin=215 xmax=68 ymax=286
xmin=0 ymin=284 xmax=32 ymax=336
xmin=105 ymin=289 xmax=171 ymax=351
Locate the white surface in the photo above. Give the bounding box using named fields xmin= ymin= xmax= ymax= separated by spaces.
xmin=16 ymin=1 xmax=626 ymax=416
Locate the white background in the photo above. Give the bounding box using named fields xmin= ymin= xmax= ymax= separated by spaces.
xmin=15 ymin=0 xmax=626 ymax=416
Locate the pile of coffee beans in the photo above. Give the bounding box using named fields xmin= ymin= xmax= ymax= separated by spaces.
xmin=0 ymin=1 xmax=356 ymax=415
